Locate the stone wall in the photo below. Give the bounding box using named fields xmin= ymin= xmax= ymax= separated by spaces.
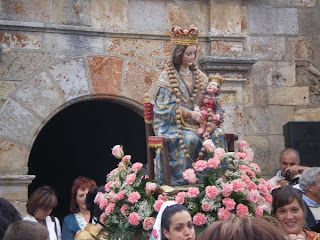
xmin=1 ymin=0 xmax=320 ymax=211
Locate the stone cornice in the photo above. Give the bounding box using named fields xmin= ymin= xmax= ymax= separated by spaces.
xmin=0 ymin=175 xmax=35 ymax=185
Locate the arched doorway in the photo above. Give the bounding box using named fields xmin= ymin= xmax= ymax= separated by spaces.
xmin=27 ymin=100 xmax=147 ymax=222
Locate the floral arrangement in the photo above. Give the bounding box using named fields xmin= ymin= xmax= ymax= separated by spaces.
xmin=95 ymin=145 xmax=157 ymax=239
xmin=96 ymin=141 xmax=272 ymax=239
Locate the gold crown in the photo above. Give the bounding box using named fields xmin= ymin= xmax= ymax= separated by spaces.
xmin=208 ymin=74 xmax=223 ymax=86
xmin=170 ymin=25 xmax=199 ymax=46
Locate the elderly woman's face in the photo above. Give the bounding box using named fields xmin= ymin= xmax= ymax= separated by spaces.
xmin=181 ymin=45 xmax=197 ymax=67
xmin=275 ymin=199 xmax=304 ymax=235
xmin=163 ymin=210 xmax=195 ymax=240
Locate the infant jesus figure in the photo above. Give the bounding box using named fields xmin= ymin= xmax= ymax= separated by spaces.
xmin=194 ymin=74 xmax=225 ymax=137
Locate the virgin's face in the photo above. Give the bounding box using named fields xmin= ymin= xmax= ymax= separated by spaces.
xmin=76 ymin=188 xmax=89 ymax=212
xmin=181 ymin=46 xmax=197 ymax=67
xmin=275 ymin=199 xmax=304 ymax=235
xmin=163 ymin=210 xmax=195 ymax=240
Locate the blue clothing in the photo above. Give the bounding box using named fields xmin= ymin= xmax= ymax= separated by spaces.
xmin=62 ymin=214 xmax=80 ymax=240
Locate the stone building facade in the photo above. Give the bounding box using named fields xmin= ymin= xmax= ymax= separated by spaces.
xmin=0 ymin=0 xmax=320 ymax=214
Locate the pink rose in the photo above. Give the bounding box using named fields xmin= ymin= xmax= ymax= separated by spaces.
xmin=121 ymin=204 xmax=130 ymax=216
xmin=235 ymin=152 xmax=247 ymax=159
xmin=232 ymin=180 xmax=244 ymax=192
xmin=128 ymin=212 xmax=140 ymax=226
xmin=237 ymin=141 xmax=249 ymax=152
xmin=203 ymin=139 xmax=216 ymax=152
xmin=222 ymin=198 xmax=236 ymax=211
xmin=158 ymin=194 xmax=166 ymax=201
xmin=112 ymin=145 xmax=124 ymax=159
xmin=246 ymin=190 xmax=261 ymax=203
xmin=264 ymin=193 xmax=273 ymax=204
xmin=247 ymin=181 xmax=258 ymax=191
xmin=105 ymin=202 xmax=115 ymax=216
xmin=154 ymin=199 xmax=165 ymax=212
xmin=236 ymin=204 xmax=249 ymax=216
xmin=218 ymin=207 xmax=230 ymax=220
xmin=117 ymin=190 xmax=126 ymax=200
xmin=183 ymin=169 xmax=197 ymax=184
xmin=128 ymin=192 xmax=141 ymax=204
xmin=205 ymin=186 xmax=218 ymax=199
xmin=208 ymin=157 xmax=220 ymax=169
xmin=145 ymin=182 xmax=157 ymax=195
xmin=122 ymin=155 xmax=131 ymax=164
xmin=175 ymin=192 xmax=186 ymax=204
xmin=99 ymin=199 xmax=109 ymax=210
xmin=187 ymin=187 xmax=200 ymax=198
xmin=255 ymin=206 xmax=263 ymax=217
xmin=194 ymin=160 xmax=208 ymax=172
xmin=143 ymin=217 xmax=156 ymax=231
xmin=104 ymin=181 xmax=113 ymax=191
xmin=106 ymin=191 xmax=119 ymax=203
xmin=132 ymin=162 xmax=143 ymax=172
xmin=244 ymin=148 xmax=254 ymax=161
xmin=126 ymin=173 xmax=137 ymax=184
xmin=241 ymin=175 xmax=251 ymax=184
xmin=221 ymin=183 xmax=233 ymax=197
xmin=193 ymin=213 xmax=206 ymax=226
xmin=202 ymin=202 xmax=211 ymax=212
xmin=214 ymin=148 xmax=226 ymax=160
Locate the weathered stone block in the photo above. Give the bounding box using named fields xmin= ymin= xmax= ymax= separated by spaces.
xmin=14 ymin=71 xmax=64 ymax=119
xmin=286 ymin=37 xmax=313 ymax=61
xmin=299 ymin=8 xmax=320 ymax=35
xmin=90 ymin=0 xmax=129 ymax=30
xmin=248 ymin=7 xmax=298 ymax=34
xmin=210 ymin=40 xmax=243 ymax=57
xmin=106 ymin=38 xmax=161 ymax=65
xmin=268 ymin=106 xmax=294 ymax=134
xmin=247 ymin=36 xmax=285 ymax=60
xmin=269 ymin=0 xmax=315 ymax=7
xmin=268 ymin=87 xmax=309 ymax=105
xmin=0 ymin=51 xmax=52 ymax=80
xmin=48 ymin=58 xmax=91 ymax=102
xmin=122 ymin=61 xmax=159 ymax=103
xmin=223 ymin=104 xmax=245 ymax=135
xmin=295 ymin=108 xmax=320 ymax=121
xmin=55 ymin=0 xmax=90 ymax=26
xmin=0 ymin=99 xmax=41 ymax=145
xmin=243 ymin=86 xmax=269 ymax=105
xmin=88 ymin=56 xmax=123 ymax=95
xmin=45 ymin=33 xmax=104 ymax=60
xmin=0 ymin=32 xmax=41 ymax=49
xmin=268 ymin=135 xmax=285 ymax=176
xmin=0 ymin=81 xmax=20 ymax=100
xmin=245 ymin=106 xmax=269 ymax=135
xmin=129 ymin=0 xmax=165 ymax=31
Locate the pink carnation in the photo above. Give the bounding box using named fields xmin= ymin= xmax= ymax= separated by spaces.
xmin=143 ymin=217 xmax=156 ymax=231
xmin=203 ymin=139 xmax=216 ymax=152
xmin=100 ymin=213 xmax=106 ymax=224
xmin=258 ymin=178 xmax=266 ymax=185
xmin=132 ymin=162 xmax=143 ymax=172
xmin=194 ymin=160 xmax=208 ymax=172
xmin=158 ymin=194 xmax=166 ymax=201
xmin=237 ymin=141 xmax=249 ymax=152
xmin=104 ymin=181 xmax=113 ymax=191
xmin=221 ymin=183 xmax=233 ymax=197
xmin=154 ymin=199 xmax=165 ymax=212
xmin=122 ymin=155 xmax=131 ymax=164
xmin=264 ymin=193 xmax=273 ymax=204
xmin=246 ymin=170 xmax=256 ymax=178
xmin=128 ymin=192 xmax=141 ymax=204
xmin=106 ymin=191 xmax=119 ymax=203
xmin=205 ymin=186 xmax=218 ymax=199
xmin=183 ymin=168 xmax=197 ymax=184
xmin=250 ymin=163 xmax=261 ymax=173
xmin=193 ymin=213 xmax=206 ymax=226
xmin=118 ymin=162 xmax=126 ymax=171
xmin=241 ymin=175 xmax=251 ymax=184
xmin=261 ymin=204 xmax=272 ymax=214
xmin=121 ymin=204 xmax=130 ymax=216
xmin=117 ymin=190 xmax=126 ymax=200
xmin=175 ymin=192 xmax=186 ymax=204
xmin=258 ymin=184 xmax=268 ymax=195
xmin=246 ymin=190 xmax=261 ymax=203
xmin=105 ymin=202 xmax=115 ymax=216
xmin=239 ymin=165 xmax=250 ymax=171
xmin=214 ymin=148 xmax=226 ymax=160
xmin=99 ymin=199 xmax=109 ymax=210
xmin=222 ymin=198 xmax=236 ymax=211
xmin=187 ymin=187 xmax=200 ymax=198
xmin=202 ymin=202 xmax=211 ymax=212
xmin=244 ymin=148 xmax=254 ymax=161
xmin=235 ymin=152 xmax=247 ymax=160
xmin=208 ymin=157 xmax=220 ymax=169
xmin=94 ymin=192 xmax=104 ymax=204
xmin=247 ymin=181 xmax=258 ymax=191
xmin=232 ymin=180 xmax=244 ymax=192
xmin=112 ymin=145 xmax=124 ymax=159
xmin=236 ymin=204 xmax=249 ymax=216
xmin=145 ymin=182 xmax=157 ymax=195
xmin=128 ymin=212 xmax=140 ymax=226
xmin=218 ymin=207 xmax=230 ymax=220
xmin=126 ymin=173 xmax=137 ymax=184
xmin=255 ymin=206 xmax=263 ymax=217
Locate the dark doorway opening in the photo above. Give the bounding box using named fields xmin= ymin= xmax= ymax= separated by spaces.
xmin=28 ymin=100 xmax=147 ymax=223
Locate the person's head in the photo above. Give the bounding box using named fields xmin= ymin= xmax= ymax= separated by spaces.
xmin=206 ymin=81 xmax=219 ymax=95
xmin=172 ymin=45 xmax=197 ymax=71
xmin=272 ymin=185 xmax=306 ymax=235
xmin=26 ymin=186 xmax=58 ymax=221
xmin=70 ymin=176 xmax=97 ymax=213
xmin=299 ymin=167 xmax=320 ymax=202
xmin=0 ymin=198 xmax=22 ymax=239
xmin=279 ymin=148 xmax=300 ymax=176
xmin=161 ymin=204 xmax=195 ymax=240
xmin=3 ymin=220 xmax=48 ymax=240
xmin=85 ymin=186 xmax=105 ymax=220
xmin=197 ymin=216 xmax=287 ymax=240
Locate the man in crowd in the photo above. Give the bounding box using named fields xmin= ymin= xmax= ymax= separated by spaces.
xmin=268 ymin=148 xmax=308 ymax=187
xmin=299 ymin=167 xmax=320 ymax=232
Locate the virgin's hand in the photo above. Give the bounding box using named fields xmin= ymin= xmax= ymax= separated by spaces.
xmin=191 ymin=111 xmax=203 ymax=122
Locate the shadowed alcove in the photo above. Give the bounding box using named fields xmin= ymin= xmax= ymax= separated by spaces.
xmin=27 ymin=100 xmax=147 ymax=222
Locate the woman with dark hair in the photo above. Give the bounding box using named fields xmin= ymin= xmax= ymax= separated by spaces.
xmin=272 ymin=185 xmax=320 ymax=240
xmin=151 ymin=26 xmax=227 ymax=185
xmin=0 ymin=198 xmax=22 ymax=239
xmin=62 ymin=176 xmax=97 ymax=240
xmin=149 ymin=201 xmax=195 ymax=240
xmin=23 ymin=186 xmax=61 ymax=240
xmin=197 ymin=215 xmax=287 ymax=240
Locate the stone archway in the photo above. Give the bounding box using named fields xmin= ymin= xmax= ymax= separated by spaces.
xmin=0 ymin=55 xmax=160 ymax=215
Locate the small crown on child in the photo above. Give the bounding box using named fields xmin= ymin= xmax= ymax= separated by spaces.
xmin=208 ymin=74 xmax=223 ymax=86
xmin=170 ymin=25 xmax=199 ymax=46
